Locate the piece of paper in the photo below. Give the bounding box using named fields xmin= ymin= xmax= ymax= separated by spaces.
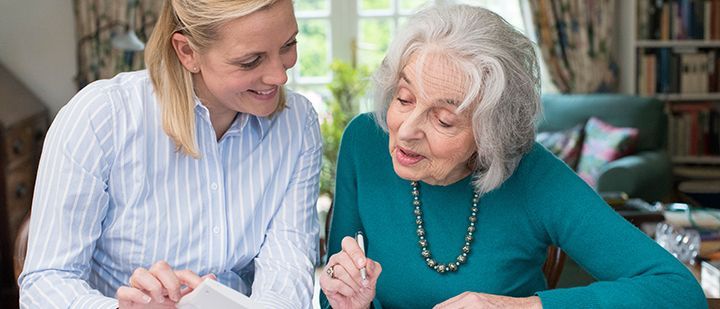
xmin=176 ymin=279 xmax=264 ymax=309
xmin=664 ymin=209 xmax=720 ymax=229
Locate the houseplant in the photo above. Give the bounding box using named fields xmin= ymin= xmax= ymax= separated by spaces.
xmin=319 ymin=60 xmax=370 ymax=199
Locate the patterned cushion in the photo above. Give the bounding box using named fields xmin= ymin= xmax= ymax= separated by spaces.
xmin=536 ymin=124 xmax=585 ymax=169
xmin=577 ymin=117 xmax=639 ymax=187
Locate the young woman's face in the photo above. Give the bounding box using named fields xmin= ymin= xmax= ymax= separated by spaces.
xmin=386 ymin=53 xmax=477 ymax=186
xmin=193 ymin=0 xmax=298 ymax=117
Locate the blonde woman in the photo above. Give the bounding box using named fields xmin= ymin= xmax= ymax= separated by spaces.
xmin=19 ymin=0 xmax=320 ymax=308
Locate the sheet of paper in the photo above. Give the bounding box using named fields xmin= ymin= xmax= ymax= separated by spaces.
xmin=176 ymin=279 xmax=264 ymax=309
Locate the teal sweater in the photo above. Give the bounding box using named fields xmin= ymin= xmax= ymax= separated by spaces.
xmin=321 ymin=113 xmax=705 ymax=308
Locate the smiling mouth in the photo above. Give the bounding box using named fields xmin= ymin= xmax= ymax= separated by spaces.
xmin=248 ymin=87 xmax=277 ymax=96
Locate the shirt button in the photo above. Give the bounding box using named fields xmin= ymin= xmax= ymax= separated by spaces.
xmin=211 ymin=183 xmax=218 ymax=190
xmin=213 ymin=226 xmax=220 ymax=234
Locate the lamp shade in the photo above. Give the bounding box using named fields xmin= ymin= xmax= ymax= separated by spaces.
xmin=111 ymin=0 xmax=144 ymax=51
xmin=112 ymin=30 xmax=145 ymax=51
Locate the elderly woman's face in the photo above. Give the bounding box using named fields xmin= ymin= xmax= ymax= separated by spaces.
xmin=387 ymin=53 xmax=477 ymax=186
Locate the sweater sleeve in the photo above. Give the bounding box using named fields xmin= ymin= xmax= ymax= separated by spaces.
xmin=526 ymin=148 xmax=706 ymax=308
xmin=320 ymin=115 xmax=368 ymax=308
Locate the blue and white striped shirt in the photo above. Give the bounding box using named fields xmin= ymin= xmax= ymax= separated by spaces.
xmin=19 ymin=70 xmax=321 ymax=308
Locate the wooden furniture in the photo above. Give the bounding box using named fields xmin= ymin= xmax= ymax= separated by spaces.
xmin=0 ymin=64 xmax=48 ymax=308
xmin=709 ymin=298 xmax=720 ymax=308
xmin=542 ymin=246 xmax=566 ymax=289
xmin=689 ymin=262 xmax=720 ymax=308
xmin=629 ymin=0 xmax=720 ymax=201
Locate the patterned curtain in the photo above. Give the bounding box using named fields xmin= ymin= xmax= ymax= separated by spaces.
xmin=528 ymin=0 xmax=617 ymax=93
xmin=73 ymin=0 xmax=163 ymax=89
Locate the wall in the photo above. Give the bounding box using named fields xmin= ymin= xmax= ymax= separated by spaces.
xmin=0 ymin=0 xmax=77 ymax=117
xmin=0 ymin=0 xmax=636 ymax=118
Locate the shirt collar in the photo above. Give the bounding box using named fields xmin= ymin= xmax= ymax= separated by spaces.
xmin=193 ymin=96 xmax=271 ymax=139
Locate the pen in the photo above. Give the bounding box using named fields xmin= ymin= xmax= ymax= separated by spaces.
xmin=355 ymin=231 xmax=367 ymax=281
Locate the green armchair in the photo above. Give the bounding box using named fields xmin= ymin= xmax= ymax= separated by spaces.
xmin=537 ymin=94 xmax=672 ymax=202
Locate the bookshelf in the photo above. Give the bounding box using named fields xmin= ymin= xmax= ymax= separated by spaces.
xmin=633 ymin=0 xmax=720 ymax=203
xmin=634 ymin=0 xmax=720 ymax=160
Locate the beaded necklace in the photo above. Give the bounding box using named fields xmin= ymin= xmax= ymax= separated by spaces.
xmin=411 ymin=180 xmax=479 ymax=273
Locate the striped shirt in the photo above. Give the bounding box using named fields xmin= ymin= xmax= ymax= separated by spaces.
xmin=19 ymin=70 xmax=321 ymax=308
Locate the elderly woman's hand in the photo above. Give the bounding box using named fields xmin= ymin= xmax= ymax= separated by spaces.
xmin=116 ymin=260 xmax=216 ymax=308
xmin=433 ymin=292 xmax=542 ymax=309
xmin=320 ymin=236 xmax=383 ymax=309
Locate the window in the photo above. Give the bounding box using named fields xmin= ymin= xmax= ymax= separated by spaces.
xmin=290 ymin=0 xmax=552 ymax=113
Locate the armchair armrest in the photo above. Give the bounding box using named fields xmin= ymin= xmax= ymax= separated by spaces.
xmin=595 ymin=150 xmax=672 ymax=202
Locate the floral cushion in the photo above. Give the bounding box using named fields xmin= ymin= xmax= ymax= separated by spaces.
xmin=536 ymin=124 xmax=585 ymax=169
xmin=576 ymin=117 xmax=639 ymax=187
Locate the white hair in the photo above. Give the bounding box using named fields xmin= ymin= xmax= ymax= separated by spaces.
xmin=373 ymin=4 xmax=541 ymax=195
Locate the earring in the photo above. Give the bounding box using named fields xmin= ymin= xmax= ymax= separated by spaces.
xmin=191 ymin=67 xmax=199 ymax=73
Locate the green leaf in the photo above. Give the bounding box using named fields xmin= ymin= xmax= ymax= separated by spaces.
xmin=319 ymin=59 xmax=370 ymax=197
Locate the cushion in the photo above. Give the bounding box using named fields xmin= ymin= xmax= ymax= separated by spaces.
xmin=536 ymin=124 xmax=585 ymax=169
xmin=577 ymin=117 xmax=639 ymax=187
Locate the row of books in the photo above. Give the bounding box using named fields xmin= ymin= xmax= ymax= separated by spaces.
xmin=638 ymin=0 xmax=720 ymax=40
xmin=638 ymin=48 xmax=720 ymax=95
xmin=668 ymin=102 xmax=720 ymax=156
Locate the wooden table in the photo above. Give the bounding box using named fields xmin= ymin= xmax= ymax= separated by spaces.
xmin=688 ymin=262 xmax=720 ymax=307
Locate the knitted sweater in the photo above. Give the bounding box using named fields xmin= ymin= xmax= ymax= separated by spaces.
xmin=321 ymin=113 xmax=705 ymax=308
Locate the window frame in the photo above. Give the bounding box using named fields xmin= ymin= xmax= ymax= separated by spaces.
xmin=288 ymin=0 xmax=552 ymax=109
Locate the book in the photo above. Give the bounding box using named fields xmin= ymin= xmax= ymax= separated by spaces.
xmin=176 ymin=279 xmax=264 ymax=309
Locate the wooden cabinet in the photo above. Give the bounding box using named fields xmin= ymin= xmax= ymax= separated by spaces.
xmin=0 ymin=64 xmax=48 ymax=308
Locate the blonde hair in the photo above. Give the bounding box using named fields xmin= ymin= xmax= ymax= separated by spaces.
xmin=145 ymin=0 xmax=286 ymax=158
xmin=373 ymin=4 xmax=541 ymax=195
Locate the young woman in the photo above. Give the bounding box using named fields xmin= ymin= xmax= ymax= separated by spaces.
xmin=19 ymin=1 xmax=320 ymax=308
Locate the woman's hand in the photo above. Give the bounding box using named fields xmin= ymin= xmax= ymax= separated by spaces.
xmin=434 ymin=292 xmax=542 ymax=309
xmin=320 ymin=236 xmax=383 ymax=309
xmin=116 ymin=260 xmax=216 ymax=308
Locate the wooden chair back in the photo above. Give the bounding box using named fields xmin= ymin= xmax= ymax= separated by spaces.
xmin=543 ymin=246 xmax=566 ymax=289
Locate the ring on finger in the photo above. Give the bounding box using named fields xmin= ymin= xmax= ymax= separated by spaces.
xmin=326 ymin=264 xmax=336 ymax=279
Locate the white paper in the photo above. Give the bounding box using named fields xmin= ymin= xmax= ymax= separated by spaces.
xmin=176 ymin=279 xmax=264 ymax=309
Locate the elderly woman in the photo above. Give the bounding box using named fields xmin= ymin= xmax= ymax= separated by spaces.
xmin=319 ymin=4 xmax=705 ymax=309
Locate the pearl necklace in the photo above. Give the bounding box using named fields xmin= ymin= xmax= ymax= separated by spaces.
xmin=411 ymin=181 xmax=479 ymax=274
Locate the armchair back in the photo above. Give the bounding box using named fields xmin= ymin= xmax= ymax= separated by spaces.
xmin=538 ymin=94 xmax=666 ymax=152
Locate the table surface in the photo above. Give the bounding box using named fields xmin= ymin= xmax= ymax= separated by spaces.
xmin=688 ymin=263 xmax=720 ymax=308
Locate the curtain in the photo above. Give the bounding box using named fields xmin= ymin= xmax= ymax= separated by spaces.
xmin=528 ymin=0 xmax=617 ymax=93
xmin=73 ymin=0 xmax=162 ymax=89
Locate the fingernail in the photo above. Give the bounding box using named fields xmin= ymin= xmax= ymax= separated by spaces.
xmin=210 ymin=273 xmax=217 ymax=280
xmin=357 ymin=258 xmax=365 ymax=266
xmin=157 ymin=296 xmax=164 ymax=303
xmin=171 ymin=293 xmax=180 ymax=302
xmin=142 ymin=295 xmax=152 ymax=304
